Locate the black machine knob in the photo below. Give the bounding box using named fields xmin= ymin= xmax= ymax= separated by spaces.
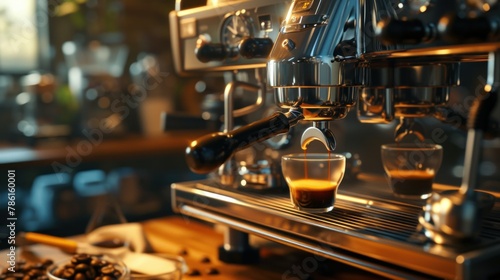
xmin=238 ymin=37 xmax=274 ymax=59
xmin=375 ymin=18 xmax=436 ymax=45
xmin=185 ymin=112 xmax=291 ymax=174
xmin=438 ymin=14 xmax=495 ymax=43
xmin=195 ymin=41 xmax=227 ymax=63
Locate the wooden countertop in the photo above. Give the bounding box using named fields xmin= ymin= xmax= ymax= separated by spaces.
xmin=140 ymin=216 xmax=384 ymax=280
xmin=10 ymin=216 xmax=385 ymax=280
xmin=0 ymin=132 xmax=207 ymax=168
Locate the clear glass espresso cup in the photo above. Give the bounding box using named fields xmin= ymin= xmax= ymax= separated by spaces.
xmin=381 ymin=143 xmax=443 ymax=200
xmin=281 ymin=153 xmax=346 ymax=213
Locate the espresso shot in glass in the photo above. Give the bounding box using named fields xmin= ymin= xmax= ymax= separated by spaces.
xmin=281 ymin=153 xmax=346 ymax=213
xmin=381 ymin=143 xmax=443 ymax=199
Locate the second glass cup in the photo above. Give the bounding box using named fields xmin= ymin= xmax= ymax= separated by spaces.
xmin=281 ymin=153 xmax=346 ymax=213
xmin=381 ymin=143 xmax=443 ymax=199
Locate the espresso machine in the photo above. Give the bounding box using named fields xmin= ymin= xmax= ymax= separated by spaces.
xmin=169 ymin=0 xmax=500 ymax=278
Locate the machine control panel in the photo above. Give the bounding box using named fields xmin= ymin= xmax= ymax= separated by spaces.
xmin=169 ymin=0 xmax=290 ymax=75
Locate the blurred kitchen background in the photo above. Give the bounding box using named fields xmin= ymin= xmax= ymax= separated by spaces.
xmin=0 ymin=0 xmax=499 ymax=249
xmin=0 ymin=0 xmax=213 ymax=246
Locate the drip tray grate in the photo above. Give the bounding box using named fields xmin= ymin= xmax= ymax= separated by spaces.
xmin=172 ymin=178 xmax=500 ymax=279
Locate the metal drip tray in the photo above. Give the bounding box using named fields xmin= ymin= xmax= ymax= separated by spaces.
xmin=171 ymin=178 xmax=500 ymax=279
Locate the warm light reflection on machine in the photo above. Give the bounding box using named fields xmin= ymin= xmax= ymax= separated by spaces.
xmin=191 ymin=188 xmax=241 ymax=205
xmin=338 ymin=194 xmax=374 ymax=207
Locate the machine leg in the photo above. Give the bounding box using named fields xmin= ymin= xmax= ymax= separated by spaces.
xmin=218 ymin=227 xmax=259 ymax=264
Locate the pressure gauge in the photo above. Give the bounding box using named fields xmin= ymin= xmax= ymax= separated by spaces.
xmin=221 ymin=12 xmax=253 ymax=58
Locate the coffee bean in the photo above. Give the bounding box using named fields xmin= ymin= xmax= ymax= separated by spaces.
xmin=100 ymin=265 xmax=116 ymax=276
xmin=75 ymin=264 xmax=90 ymax=272
xmin=42 ymin=260 xmax=53 ymax=267
xmin=13 ymin=272 xmax=25 ymax=278
xmin=186 ymin=268 xmax=201 ymax=276
xmin=62 ymin=267 xmax=76 ymax=279
xmin=90 ymin=259 xmax=103 ymax=268
xmin=206 ymin=267 xmax=219 ymax=275
xmin=52 ymin=268 xmax=65 ymax=278
xmin=64 ymin=263 xmax=76 ymax=269
xmin=28 ymin=269 xmax=44 ymax=277
xmin=74 ymin=273 xmax=87 ymax=280
xmin=84 ymin=267 xmax=96 ymax=279
xmin=17 ymin=264 xmax=27 ymax=271
xmin=72 ymin=254 xmax=92 ymax=265
xmin=31 ymin=263 xmax=44 ymax=270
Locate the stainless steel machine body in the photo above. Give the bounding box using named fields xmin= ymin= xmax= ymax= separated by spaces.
xmin=169 ymin=0 xmax=500 ymax=278
xmin=172 ymin=180 xmax=500 ymax=279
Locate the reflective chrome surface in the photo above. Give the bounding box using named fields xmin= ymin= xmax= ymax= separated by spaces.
xmin=237 ymin=160 xmax=284 ymax=189
xmin=170 ymin=0 xmax=500 ymax=277
xmin=267 ymin=0 xmax=365 ymax=125
xmin=394 ymin=117 xmax=426 ymax=142
xmin=275 ymin=86 xmax=357 ymax=121
xmin=300 ymin=121 xmax=336 ymax=151
xmin=420 ymin=189 xmax=496 ymax=244
xmin=267 ymin=0 xmax=360 ymax=88
xmin=172 ymin=179 xmax=500 ymax=279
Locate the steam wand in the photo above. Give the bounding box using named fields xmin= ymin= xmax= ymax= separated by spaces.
xmin=419 ymin=52 xmax=498 ymax=244
xmin=218 ymin=69 xmax=265 ymax=186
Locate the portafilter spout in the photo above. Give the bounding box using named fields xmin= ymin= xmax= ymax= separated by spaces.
xmin=185 ymin=108 xmax=303 ymax=174
xmin=419 ymin=52 xmax=499 ymax=244
xmin=394 ymin=117 xmax=425 ymax=143
xmin=301 ymin=121 xmax=336 ymax=151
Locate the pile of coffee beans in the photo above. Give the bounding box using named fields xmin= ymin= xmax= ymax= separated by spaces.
xmin=49 ymin=254 xmax=124 ymax=280
xmin=1 ymin=259 xmax=54 ymax=280
xmin=0 ymin=254 xmax=125 ymax=280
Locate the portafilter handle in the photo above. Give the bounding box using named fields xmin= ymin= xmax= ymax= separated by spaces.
xmin=185 ymin=110 xmax=303 ymax=174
